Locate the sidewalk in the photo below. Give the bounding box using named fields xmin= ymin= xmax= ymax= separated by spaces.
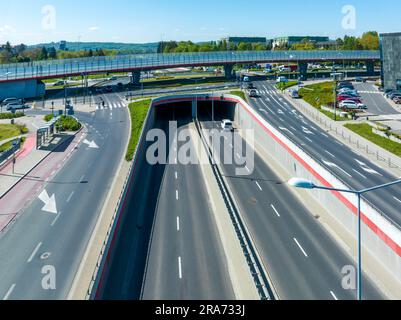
xmin=282 ymin=92 xmax=401 ymax=178
xmin=0 ymin=130 xmax=85 ymax=232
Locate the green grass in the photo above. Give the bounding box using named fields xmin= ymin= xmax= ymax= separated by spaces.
xmin=0 ymin=112 xmax=25 ymax=120
xmin=319 ymin=109 xmax=349 ymax=121
xmin=276 ymin=81 xmax=298 ymax=91
xmin=44 ymin=114 xmax=54 ymax=122
xmin=345 ymin=123 xmax=401 ymax=156
xmin=126 ymin=99 xmax=151 ymax=161
xmin=229 ymin=91 xmax=246 ymax=101
xmin=0 ymin=124 xmax=27 ymax=142
xmin=0 ymin=141 xmax=12 ymax=152
xmin=299 ymin=81 xmax=335 ymax=108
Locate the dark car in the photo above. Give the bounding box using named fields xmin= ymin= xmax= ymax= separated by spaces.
xmin=355 ymin=77 xmax=366 ymax=83
xmin=247 ymin=82 xmax=255 ymax=89
xmin=105 ymin=86 xmax=113 ymax=93
xmin=388 ymin=92 xmax=401 ymax=99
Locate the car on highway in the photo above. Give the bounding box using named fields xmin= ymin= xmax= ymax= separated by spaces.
xmin=54 ymin=80 xmax=66 ymax=86
xmin=105 ymin=86 xmax=113 ymax=93
xmin=117 ymin=82 xmax=124 ymax=90
xmin=108 ymin=76 xmax=118 ymax=81
xmin=221 ymin=119 xmax=234 ymax=132
xmin=247 ymin=82 xmax=255 ymax=89
xmin=249 ymin=89 xmax=258 ymax=98
xmin=243 ymin=76 xmax=250 ymax=82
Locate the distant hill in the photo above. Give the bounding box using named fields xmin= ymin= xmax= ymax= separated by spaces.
xmin=29 ymin=41 xmax=160 ymax=54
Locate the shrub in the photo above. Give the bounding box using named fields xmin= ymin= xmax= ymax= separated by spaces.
xmin=44 ymin=114 xmax=54 ymax=122
xmin=56 ymin=115 xmax=82 ymax=132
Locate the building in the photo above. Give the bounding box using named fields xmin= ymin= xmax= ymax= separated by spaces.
xmin=59 ymin=41 xmax=67 ymax=51
xmin=272 ymin=36 xmax=330 ymax=49
xmin=380 ymin=33 xmax=401 ymax=90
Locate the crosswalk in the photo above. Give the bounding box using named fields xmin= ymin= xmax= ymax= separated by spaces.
xmin=252 ymin=89 xmax=280 ymax=95
xmin=358 ymin=90 xmax=381 ymax=94
xmin=95 ymin=100 xmax=127 ymax=110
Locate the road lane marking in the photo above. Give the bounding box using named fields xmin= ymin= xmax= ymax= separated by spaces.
xmin=176 ymin=190 xmax=179 ymax=200
xmin=177 ymin=217 xmax=180 ymax=231
xmin=393 ymin=196 xmax=401 ymax=204
xmin=293 ymin=238 xmax=308 ymax=257
xmin=271 ymin=204 xmax=281 ymax=217
xmin=325 ymin=150 xmax=335 ymax=158
xmin=178 ymin=257 xmax=183 ymax=279
xmin=27 ymin=242 xmax=42 ymax=263
xmin=3 ymin=284 xmax=16 ymax=300
xmin=175 ymin=172 xmax=178 ymax=180
xmin=245 ymin=165 xmax=250 ymax=173
xmin=255 ymin=181 xmax=263 ymax=191
xmin=352 ymin=169 xmax=367 ymax=179
xmin=66 ymin=191 xmax=75 ymax=203
xmin=305 ymin=137 xmax=313 ymax=143
xmin=51 ymin=212 xmax=62 ymax=227
xmin=330 ymin=291 xmax=339 ymax=300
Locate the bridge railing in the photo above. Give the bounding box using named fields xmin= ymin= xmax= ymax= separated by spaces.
xmin=0 ymin=50 xmax=380 ymax=81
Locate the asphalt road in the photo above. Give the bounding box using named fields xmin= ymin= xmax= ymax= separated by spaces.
xmin=354 ymin=82 xmax=398 ymax=115
xmin=250 ymin=81 xmax=401 ymax=229
xmin=100 ymin=115 xmax=234 ymax=300
xmin=0 ymin=93 xmax=129 ymax=299
xmin=199 ymin=119 xmax=383 ymax=300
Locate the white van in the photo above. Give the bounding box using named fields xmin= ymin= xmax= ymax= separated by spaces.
xmin=221 ymin=119 xmax=234 ymax=132
xmin=276 ymin=76 xmax=288 ymax=84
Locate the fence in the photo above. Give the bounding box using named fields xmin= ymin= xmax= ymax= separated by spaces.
xmin=0 ymin=138 xmax=21 ymax=166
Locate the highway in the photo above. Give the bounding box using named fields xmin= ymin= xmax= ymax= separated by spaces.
xmin=250 ymin=81 xmax=401 ymax=229
xmin=199 ymin=119 xmax=384 ymax=300
xmin=99 ymin=113 xmax=235 ymax=300
xmin=0 ymin=94 xmax=129 ymax=299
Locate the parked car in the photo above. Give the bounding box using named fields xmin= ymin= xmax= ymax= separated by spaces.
xmin=247 ymin=82 xmax=255 ymax=89
xmin=388 ymin=92 xmax=401 ymax=100
xmin=355 ymin=77 xmax=366 ymax=83
xmin=338 ymin=89 xmax=360 ymax=97
xmin=221 ymin=119 xmax=234 ymax=132
xmin=290 ymin=89 xmax=299 ymax=98
xmin=337 ymin=95 xmax=362 ymax=103
xmin=1 ymin=97 xmax=22 ymax=106
xmin=6 ymin=103 xmax=29 ymax=111
xmin=357 ymin=103 xmax=368 ymax=110
xmin=394 ymin=97 xmax=401 ymax=104
xmin=339 ymin=100 xmax=358 ymax=109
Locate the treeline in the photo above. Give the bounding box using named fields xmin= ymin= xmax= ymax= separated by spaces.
xmin=158 ymin=40 xmax=269 ymax=53
xmin=0 ymin=42 xmax=116 ymax=64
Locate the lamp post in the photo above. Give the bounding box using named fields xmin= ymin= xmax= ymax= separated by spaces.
xmin=288 ymin=177 xmax=401 ymax=301
xmin=331 ymin=72 xmax=342 ymax=121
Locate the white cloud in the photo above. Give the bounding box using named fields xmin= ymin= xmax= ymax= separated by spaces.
xmin=89 ymin=26 xmax=100 ymax=31
xmin=0 ymin=25 xmax=16 ymax=38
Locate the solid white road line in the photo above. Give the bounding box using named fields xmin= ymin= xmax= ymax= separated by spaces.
xmin=177 ymin=217 xmax=180 ymax=231
xmin=271 ymin=204 xmax=281 ymax=217
xmin=352 ymin=169 xmax=367 ymax=179
xmin=293 ymin=238 xmax=308 ymax=257
xmin=330 ymin=291 xmax=339 ymax=300
xmin=176 ymin=190 xmax=179 ymax=200
xmin=3 ymin=284 xmax=16 ymax=300
xmin=66 ymin=191 xmax=75 ymax=203
xmin=175 ymin=172 xmax=178 ymax=180
xmin=255 ymin=181 xmax=263 ymax=191
xmin=305 ymin=137 xmax=313 ymax=143
xmin=27 ymin=242 xmax=42 ymax=263
xmin=245 ymin=165 xmax=250 ymax=173
xmin=178 ymin=257 xmax=183 ymax=279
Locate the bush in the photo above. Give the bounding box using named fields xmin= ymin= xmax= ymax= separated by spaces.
xmin=0 ymin=112 xmax=24 ymax=120
xmin=44 ymin=114 xmax=54 ymax=122
xmin=56 ymin=115 xmax=82 ymax=132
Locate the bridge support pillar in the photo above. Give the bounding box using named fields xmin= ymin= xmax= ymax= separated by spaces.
xmin=131 ymin=71 xmax=141 ymax=85
xmin=366 ymin=61 xmax=375 ymax=76
xmin=192 ymin=99 xmax=197 ymax=119
xmin=224 ymin=64 xmax=235 ymax=79
xmin=298 ymin=62 xmax=308 ymax=80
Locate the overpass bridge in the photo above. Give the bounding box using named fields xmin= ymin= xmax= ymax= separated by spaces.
xmin=0 ymin=50 xmax=380 ymax=100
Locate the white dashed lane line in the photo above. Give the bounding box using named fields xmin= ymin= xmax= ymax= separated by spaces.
xmin=27 ymin=242 xmax=42 ymax=263
xmin=293 ymin=238 xmax=308 ymax=258
xmin=2 ymin=284 xmax=16 ymax=300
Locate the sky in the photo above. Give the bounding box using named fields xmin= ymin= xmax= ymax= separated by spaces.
xmin=0 ymin=0 xmax=400 ymax=45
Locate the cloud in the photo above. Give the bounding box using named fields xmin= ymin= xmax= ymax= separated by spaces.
xmin=89 ymin=26 xmax=100 ymax=31
xmin=0 ymin=25 xmax=16 ymax=38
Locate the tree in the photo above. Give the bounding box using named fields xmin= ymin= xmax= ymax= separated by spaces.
xmin=39 ymin=47 xmax=48 ymax=60
xmin=359 ymin=31 xmax=379 ymax=50
xmin=48 ymin=46 xmax=57 ymax=59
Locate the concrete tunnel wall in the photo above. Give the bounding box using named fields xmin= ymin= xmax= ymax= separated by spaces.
xmin=231 ymin=95 xmax=401 ymax=288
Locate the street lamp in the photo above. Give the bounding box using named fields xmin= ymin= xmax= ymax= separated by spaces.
xmin=288 ymin=177 xmax=401 ymax=301
xmin=331 ymin=72 xmax=342 ymax=121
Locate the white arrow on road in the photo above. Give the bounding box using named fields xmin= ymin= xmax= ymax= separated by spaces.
xmin=38 ymin=190 xmax=58 ymax=214
xmin=355 ymin=159 xmax=383 ymax=176
xmin=322 ymin=160 xmax=352 ymax=178
xmin=83 ymin=139 xmax=99 ymax=149
xmin=279 ymin=127 xmax=295 ymax=135
xmin=302 ymin=126 xmax=314 ymax=135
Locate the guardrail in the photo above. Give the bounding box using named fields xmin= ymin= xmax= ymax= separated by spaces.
xmin=195 ymin=119 xmax=278 ymax=300
xmin=0 ymin=50 xmax=380 ymax=82
xmin=0 ymin=138 xmax=21 ymax=166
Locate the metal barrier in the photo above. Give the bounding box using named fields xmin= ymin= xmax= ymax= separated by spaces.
xmin=0 ymin=50 xmax=380 ymax=82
